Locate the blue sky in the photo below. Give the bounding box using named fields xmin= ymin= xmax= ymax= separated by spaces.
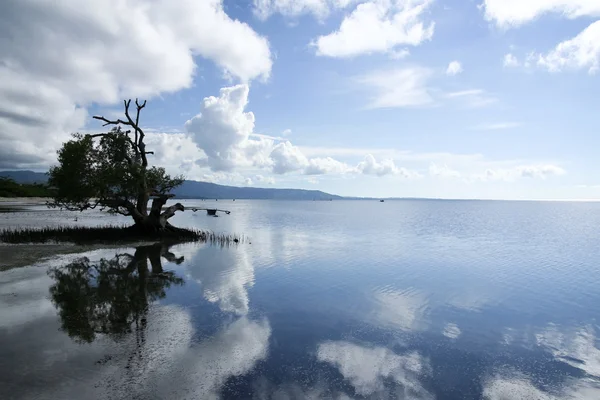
xmin=1 ymin=0 xmax=600 ymax=199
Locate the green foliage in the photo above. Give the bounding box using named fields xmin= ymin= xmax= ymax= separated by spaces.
xmin=0 ymin=177 xmax=54 ymax=197
xmin=48 ymin=127 xmax=184 ymax=213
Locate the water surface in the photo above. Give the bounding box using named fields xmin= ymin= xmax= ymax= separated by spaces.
xmin=1 ymin=200 xmax=600 ymax=399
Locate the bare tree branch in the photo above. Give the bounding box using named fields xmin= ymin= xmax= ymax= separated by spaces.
xmin=160 ymin=203 xmax=184 ymax=220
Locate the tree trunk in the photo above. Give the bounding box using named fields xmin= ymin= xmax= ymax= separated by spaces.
xmin=132 ymin=194 xmax=184 ymax=233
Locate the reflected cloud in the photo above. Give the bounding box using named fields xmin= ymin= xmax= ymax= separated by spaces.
xmin=372 ymin=287 xmax=429 ymax=332
xmin=43 ymin=305 xmax=271 ymax=400
xmin=446 ymin=290 xmax=492 ymax=312
xmin=187 ymin=245 xmax=255 ymax=315
xmin=252 ymin=379 xmax=353 ymax=400
xmin=1 ymin=244 xmax=270 ymax=400
xmin=161 ymin=316 xmax=271 ymax=399
xmin=442 ymin=323 xmax=461 ymax=339
xmin=536 ymin=324 xmax=600 ymax=378
xmin=317 ymin=340 xmax=433 ymax=399
xmin=483 ymin=374 xmax=600 ymax=400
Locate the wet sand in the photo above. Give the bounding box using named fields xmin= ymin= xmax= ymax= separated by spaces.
xmin=0 ymin=242 xmax=158 ymax=270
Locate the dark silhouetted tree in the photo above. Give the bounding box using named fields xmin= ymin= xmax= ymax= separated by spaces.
xmin=48 ymin=99 xmax=186 ymax=232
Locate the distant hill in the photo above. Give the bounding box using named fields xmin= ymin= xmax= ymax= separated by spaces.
xmin=0 ymin=170 xmax=49 ymax=184
xmin=0 ymin=170 xmax=341 ymax=200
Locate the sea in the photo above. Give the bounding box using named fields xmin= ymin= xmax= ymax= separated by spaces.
xmin=1 ymin=199 xmax=600 ymax=399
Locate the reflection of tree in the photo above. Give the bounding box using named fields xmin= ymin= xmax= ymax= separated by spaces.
xmin=48 ymin=244 xmax=185 ymax=343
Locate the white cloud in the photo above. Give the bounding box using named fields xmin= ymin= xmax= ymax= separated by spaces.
xmin=305 ymin=157 xmax=355 ymax=175
xmin=444 ymin=89 xmax=498 ymax=108
xmin=253 ymin=0 xmax=355 ymax=21
xmin=255 ymin=174 xmax=276 ymax=184
xmin=357 ymin=69 xmax=498 ymax=110
xmin=472 ymin=164 xmax=566 ymax=182
xmin=388 ymin=48 xmax=411 ymax=59
xmin=317 ymin=341 xmax=433 ymax=399
xmin=269 ymin=141 xmax=310 ymax=174
xmin=282 ymin=128 xmax=292 ymax=136
xmin=503 ymin=53 xmax=520 ymax=67
xmin=358 ymin=67 xmax=435 ymax=108
xmin=482 ymin=0 xmax=600 ymax=28
xmin=185 ymin=84 xmax=420 ymax=179
xmin=0 ymin=0 xmax=272 ymax=169
xmin=314 ymin=0 xmax=435 ymax=58
xmin=429 ymin=163 xmax=461 ymax=178
xmin=185 ymin=84 xmax=275 ymax=172
xmin=358 ymin=154 xmax=420 ymax=178
xmin=537 ymin=21 xmax=600 ymax=74
xmin=446 ymin=61 xmax=463 ymax=76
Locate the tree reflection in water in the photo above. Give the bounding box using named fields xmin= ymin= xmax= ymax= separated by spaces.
xmin=48 ymin=244 xmax=185 ymax=344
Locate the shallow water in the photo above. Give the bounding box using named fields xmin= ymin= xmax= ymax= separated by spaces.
xmin=1 ymin=200 xmax=600 ymax=399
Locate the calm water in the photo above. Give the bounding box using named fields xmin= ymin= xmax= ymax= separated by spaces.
xmin=1 ymin=200 xmax=600 ymax=399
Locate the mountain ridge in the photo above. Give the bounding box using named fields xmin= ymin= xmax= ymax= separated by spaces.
xmin=0 ymin=170 xmax=343 ymax=200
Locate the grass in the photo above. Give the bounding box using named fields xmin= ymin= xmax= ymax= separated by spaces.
xmin=0 ymin=224 xmax=245 ymax=246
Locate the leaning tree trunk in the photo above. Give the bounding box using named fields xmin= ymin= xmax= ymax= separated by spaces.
xmin=132 ymin=193 xmax=185 ymax=233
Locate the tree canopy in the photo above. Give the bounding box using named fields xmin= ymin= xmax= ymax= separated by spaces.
xmin=47 ymin=99 xmax=186 ymax=231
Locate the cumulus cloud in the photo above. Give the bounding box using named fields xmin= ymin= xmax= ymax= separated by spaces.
xmin=185 ymin=84 xmax=275 ymax=172
xmin=537 ymin=21 xmax=600 ymax=74
xmin=0 ymin=0 xmax=272 ymax=169
xmin=446 ymin=61 xmax=463 ymax=76
xmin=358 ymin=154 xmax=420 ymax=178
xmin=503 ymin=53 xmax=521 ymax=67
xmin=314 ymin=0 xmax=435 ymax=58
xmin=269 ymin=141 xmax=310 ymax=174
xmin=184 ymin=86 xmax=417 ymax=179
xmin=317 ymin=341 xmax=433 ymax=399
xmin=482 ymin=0 xmax=600 ymax=28
xmin=305 ymin=157 xmax=355 ymax=175
xmin=282 ymin=128 xmax=292 ymax=136
xmin=255 ymin=174 xmax=276 ymax=184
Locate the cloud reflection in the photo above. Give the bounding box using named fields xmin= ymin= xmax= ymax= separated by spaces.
xmin=372 ymin=288 xmax=430 ymax=332
xmin=187 ymin=245 xmax=255 ymax=315
xmin=483 ymin=374 xmax=600 ymax=400
xmin=536 ymin=324 xmax=600 ymax=378
xmin=317 ymin=340 xmax=433 ymax=399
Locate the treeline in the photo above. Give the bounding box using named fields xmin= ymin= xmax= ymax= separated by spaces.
xmin=0 ymin=177 xmax=55 ymax=197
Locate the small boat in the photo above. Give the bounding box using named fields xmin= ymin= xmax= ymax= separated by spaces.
xmin=206 ymin=209 xmax=217 ymax=216
xmin=380 ymin=199 xmax=385 ymax=203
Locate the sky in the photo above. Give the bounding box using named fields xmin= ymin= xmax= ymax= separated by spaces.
xmin=1 ymin=0 xmax=600 ymax=200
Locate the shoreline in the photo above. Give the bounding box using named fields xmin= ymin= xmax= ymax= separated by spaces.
xmin=0 ymin=197 xmax=50 ymax=204
xmin=0 ymin=241 xmax=186 ymax=270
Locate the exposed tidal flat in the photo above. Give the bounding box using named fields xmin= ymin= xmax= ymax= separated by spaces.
xmin=2 ymin=199 xmax=600 ymax=399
